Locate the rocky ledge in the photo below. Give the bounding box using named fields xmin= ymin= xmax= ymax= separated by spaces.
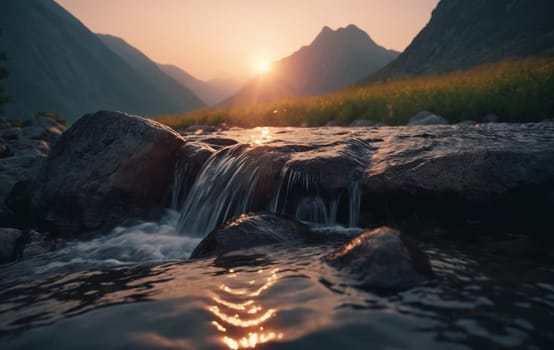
xmin=1 ymin=111 xmax=553 ymax=269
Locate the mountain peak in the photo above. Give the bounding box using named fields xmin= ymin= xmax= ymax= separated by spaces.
xmin=313 ymin=24 xmax=373 ymax=45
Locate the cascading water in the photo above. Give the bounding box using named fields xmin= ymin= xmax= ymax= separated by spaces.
xmin=176 ymin=144 xmax=288 ymax=236
xmin=172 ymin=136 xmax=371 ymax=237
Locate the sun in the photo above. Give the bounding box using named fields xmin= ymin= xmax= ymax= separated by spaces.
xmin=255 ymin=60 xmax=271 ymax=74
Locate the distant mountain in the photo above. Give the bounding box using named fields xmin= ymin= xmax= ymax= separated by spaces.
xmin=0 ymin=0 xmax=203 ymax=122
xmin=226 ymin=25 xmax=398 ymax=105
xmin=157 ymin=63 xmax=241 ymax=106
xmin=364 ymin=0 xmax=554 ymax=82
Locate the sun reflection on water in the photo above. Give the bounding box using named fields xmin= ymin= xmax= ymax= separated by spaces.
xmin=250 ymin=127 xmax=272 ymax=145
xmin=208 ymin=268 xmax=284 ymax=349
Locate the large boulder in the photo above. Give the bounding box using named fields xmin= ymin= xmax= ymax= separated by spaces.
xmin=190 ymin=212 xmax=310 ymax=259
xmin=32 ymin=111 xmax=185 ymax=236
xmin=407 ymin=111 xmax=448 ymax=125
xmin=362 ymin=123 xmax=554 ymax=231
xmin=324 ymin=227 xmax=433 ymax=290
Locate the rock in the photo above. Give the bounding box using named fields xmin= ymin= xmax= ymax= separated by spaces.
xmin=183 ymin=125 xmax=217 ymax=134
xmin=457 ymin=120 xmax=477 ymax=127
xmin=324 ymin=227 xmax=433 ymax=290
xmin=349 ymin=119 xmax=376 ymax=127
xmin=33 ymin=111 xmax=186 ymax=236
xmin=202 ymin=137 xmax=239 ymax=147
xmin=408 ymin=111 xmax=448 ymax=125
xmin=4 ymin=181 xmax=33 ymax=227
xmin=0 ymin=138 xmax=11 ymax=158
xmin=21 ymin=231 xmax=64 ymax=260
xmin=0 ymin=228 xmax=22 ymax=263
xmin=482 ymin=113 xmax=499 ymax=123
xmin=0 ymin=116 xmax=10 ymax=129
xmin=362 ymin=123 xmax=554 ymax=232
xmin=0 ymin=154 xmax=45 ymax=208
xmin=190 ymin=212 xmax=310 ymax=259
xmin=171 ymin=142 xmax=215 ymax=209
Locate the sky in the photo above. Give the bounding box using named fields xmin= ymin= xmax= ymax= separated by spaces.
xmin=55 ymin=0 xmax=439 ymax=81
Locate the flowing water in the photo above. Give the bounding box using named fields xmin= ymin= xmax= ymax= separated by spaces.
xmin=1 ymin=126 xmax=553 ymax=349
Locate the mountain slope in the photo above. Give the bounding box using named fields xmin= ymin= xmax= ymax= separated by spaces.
xmin=0 ymin=0 xmax=203 ymax=122
xmin=226 ymin=25 xmax=398 ymax=105
xmin=364 ymin=0 xmax=554 ymax=82
xmin=156 ymin=63 xmax=238 ymax=106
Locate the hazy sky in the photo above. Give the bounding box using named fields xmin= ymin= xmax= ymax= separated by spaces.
xmin=55 ymin=0 xmax=439 ymax=81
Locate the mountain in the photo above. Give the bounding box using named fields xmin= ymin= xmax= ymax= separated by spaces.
xmin=0 ymin=0 xmax=203 ymax=122
xmin=226 ymin=25 xmax=399 ymax=105
xmin=156 ymin=63 xmax=241 ymax=106
xmin=364 ymin=0 xmax=554 ymax=82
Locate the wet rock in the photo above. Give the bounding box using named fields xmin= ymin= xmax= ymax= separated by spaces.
xmin=274 ymin=138 xmax=373 ymax=225
xmin=408 ymin=111 xmax=448 ymax=125
xmin=482 ymin=113 xmax=499 ymax=123
xmin=0 ymin=138 xmax=11 ymax=158
xmin=33 ymin=111 xmax=185 ymax=236
xmin=202 ymin=137 xmax=239 ymax=147
xmin=21 ymin=231 xmax=65 ymax=260
xmin=0 ymin=155 xmax=45 ymax=208
xmin=0 ymin=228 xmax=22 ymax=263
xmin=457 ymin=120 xmax=477 ymax=127
xmin=171 ymin=142 xmax=215 ymax=208
xmin=190 ymin=212 xmax=310 ymax=259
xmin=183 ymin=125 xmax=217 ymax=134
xmin=324 ymin=227 xmax=433 ymax=290
xmin=349 ymin=119 xmax=376 ymax=127
xmin=0 ymin=115 xmax=66 ymax=212
xmin=362 ymin=123 xmax=554 ymax=232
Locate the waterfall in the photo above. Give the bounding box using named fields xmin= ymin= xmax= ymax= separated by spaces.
xmin=173 ymin=138 xmax=369 ymax=237
xmin=176 ymin=144 xmax=287 ymax=237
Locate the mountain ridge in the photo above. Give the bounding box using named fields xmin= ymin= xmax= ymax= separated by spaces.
xmin=225 ymin=25 xmax=398 ymax=105
xmin=363 ymin=0 xmax=554 ymax=83
xmin=0 ymin=0 xmax=203 ymax=122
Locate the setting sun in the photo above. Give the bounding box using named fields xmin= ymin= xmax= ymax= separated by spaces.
xmin=255 ymin=61 xmax=271 ymax=74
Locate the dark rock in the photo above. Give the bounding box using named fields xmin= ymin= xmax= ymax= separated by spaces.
xmin=202 ymin=137 xmax=239 ymax=147
xmin=349 ymin=119 xmax=376 ymax=127
xmin=190 ymin=212 xmax=310 ymax=259
xmin=0 ymin=138 xmax=11 ymax=158
xmin=33 ymin=111 xmax=185 ymax=236
xmin=21 ymin=231 xmax=65 ymax=260
xmin=362 ymin=123 xmax=554 ymax=233
xmin=171 ymin=142 xmax=215 ymax=208
xmin=0 ymin=228 xmax=22 ymax=263
xmin=4 ymin=181 xmax=33 ymax=228
xmin=482 ymin=113 xmax=499 ymax=123
xmin=0 ymin=155 xmax=45 ymax=208
xmin=184 ymin=125 xmax=218 ymax=134
xmin=457 ymin=120 xmax=477 ymax=127
xmin=324 ymin=227 xmax=433 ymax=290
xmin=408 ymin=111 xmax=448 ymax=126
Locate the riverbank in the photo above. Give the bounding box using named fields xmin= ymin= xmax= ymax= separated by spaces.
xmin=155 ymin=57 xmax=554 ymax=129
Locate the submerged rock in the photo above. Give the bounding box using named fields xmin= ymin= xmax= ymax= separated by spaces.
xmin=408 ymin=111 xmax=448 ymax=125
xmin=190 ymin=212 xmax=310 ymax=259
xmin=0 ymin=228 xmax=22 ymax=263
xmin=324 ymin=227 xmax=433 ymax=290
xmin=33 ymin=111 xmax=185 ymax=236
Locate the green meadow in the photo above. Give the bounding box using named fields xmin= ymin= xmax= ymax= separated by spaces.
xmin=156 ymin=57 xmax=554 ymax=128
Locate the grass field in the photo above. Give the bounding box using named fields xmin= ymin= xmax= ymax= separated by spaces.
xmin=155 ymin=57 xmax=554 ymax=129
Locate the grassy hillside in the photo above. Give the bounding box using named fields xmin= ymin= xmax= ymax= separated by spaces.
xmin=156 ymin=57 xmax=554 ymax=128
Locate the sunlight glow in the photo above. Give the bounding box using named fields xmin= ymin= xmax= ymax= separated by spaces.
xmin=255 ymin=61 xmax=271 ymax=74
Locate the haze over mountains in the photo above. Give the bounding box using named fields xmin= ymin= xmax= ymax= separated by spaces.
xmin=0 ymin=0 xmax=204 ymax=122
xmin=365 ymin=0 xmax=554 ymax=82
xmin=156 ymin=64 xmax=242 ymax=106
xmin=226 ymin=25 xmax=398 ymax=105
